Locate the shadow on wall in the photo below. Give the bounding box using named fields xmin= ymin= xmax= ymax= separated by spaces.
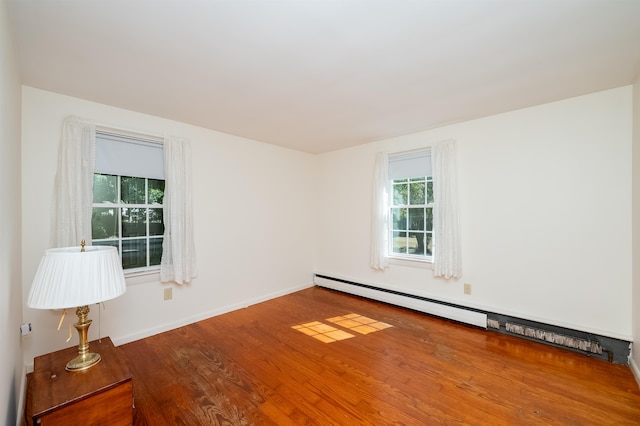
xmin=6 ymin=373 xmax=17 ymax=426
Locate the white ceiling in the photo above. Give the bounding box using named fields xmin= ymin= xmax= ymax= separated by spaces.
xmin=8 ymin=0 xmax=640 ymax=153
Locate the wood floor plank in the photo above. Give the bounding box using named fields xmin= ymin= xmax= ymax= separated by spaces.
xmin=117 ymin=286 xmax=640 ymax=425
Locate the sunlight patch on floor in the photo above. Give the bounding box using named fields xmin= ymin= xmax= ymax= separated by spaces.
xmin=292 ymin=314 xmax=393 ymax=343
xmin=327 ymin=313 xmax=393 ymax=334
xmin=292 ymin=321 xmax=356 ymax=343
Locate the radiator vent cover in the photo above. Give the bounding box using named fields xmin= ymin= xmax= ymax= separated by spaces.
xmin=504 ymin=322 xmax=602 ymax=354
xmin=487 ymin=313 xmax=629 ymax=363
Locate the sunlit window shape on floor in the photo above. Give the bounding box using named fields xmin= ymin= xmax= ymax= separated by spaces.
xmin=326 ymin=313 xmax=393 ymax=335
xmin=291 ymin=321 xmax=356 ymax=343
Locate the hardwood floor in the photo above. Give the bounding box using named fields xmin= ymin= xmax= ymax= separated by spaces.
xmin=119 ymin=286 xmax=640 ymax=425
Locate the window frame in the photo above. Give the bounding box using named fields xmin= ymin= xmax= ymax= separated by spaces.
xmin=91 ymin=130 xmax=165 ymax=276
xmin=387 ymin=150 xmax=434 ymax=264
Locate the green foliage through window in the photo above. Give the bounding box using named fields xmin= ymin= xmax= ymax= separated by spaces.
xmin=390 ymin=176 xmax=433 ymax=258
xmin=92 ymin=173 xmax=165 ymax=271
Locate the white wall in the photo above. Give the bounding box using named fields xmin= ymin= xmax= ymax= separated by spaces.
xmin=316 ymin=87 xmax=633 ymax=340
xmin=632 ymin=75 xmax=640 ymax=381
xmin=21 ymin=87 xmax=316 ymax=365
xmin=0 ymin=0 xmax=23 ymax=423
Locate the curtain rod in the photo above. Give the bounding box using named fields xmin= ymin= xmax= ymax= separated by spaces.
xmin=387 ymin=138 xmax=454 ymax=157
xmin=388 ymin=146 xmax=432 ymax=157
xmin=95 ymin=122 xmax=164 ymax=143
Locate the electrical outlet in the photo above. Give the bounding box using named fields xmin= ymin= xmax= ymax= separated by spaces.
xmin=164 ymin=287 xmax=173 ymax=301
xmin=463 ymin=283 xmax=472 ymax=295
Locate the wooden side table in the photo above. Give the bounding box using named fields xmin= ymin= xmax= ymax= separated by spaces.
xmin=30 ymin=337 xmax=133 ymax=426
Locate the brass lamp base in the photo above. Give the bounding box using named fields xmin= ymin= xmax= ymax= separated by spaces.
xmin=66 ymin=305 xmax=102 ymax=372
xmin=66 ymin=352 xmax=101 ymax=371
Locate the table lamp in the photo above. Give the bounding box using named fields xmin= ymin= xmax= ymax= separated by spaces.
xmin=27 ymin=242 xmax=126 ymax=371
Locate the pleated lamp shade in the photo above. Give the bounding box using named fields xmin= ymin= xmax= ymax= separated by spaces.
xmin=28 ymin=246 xmax=126 ymax=309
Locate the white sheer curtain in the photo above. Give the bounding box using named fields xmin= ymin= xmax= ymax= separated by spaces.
xmin=370 ymin=152 xmax=390 ymax=270
xmin=432 ymin=139 xmax=462 ymax=279
xmin=50 ymin=116 xmax=96 ymax=248
xmin=161 ymin=136 xmax=197 ymax=284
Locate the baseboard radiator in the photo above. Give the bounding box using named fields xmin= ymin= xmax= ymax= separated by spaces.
xmin=314 ymin=274 xmax=487 ymax=328
xmin=487 ymin=313 xmax=630 ymax=364
xmin=314 ymin=274 xmax=631 ymax=364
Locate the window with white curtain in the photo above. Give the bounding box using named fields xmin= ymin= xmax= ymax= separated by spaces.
xmin=388 ymin=150 xmax=433 ymax=261
xmin=371 ymin=140 xmax=461 ymax=278
xmin=91 ymin=131 xmax=165 ymax=274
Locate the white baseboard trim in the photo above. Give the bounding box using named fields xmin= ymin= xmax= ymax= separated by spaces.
xmin=112 ymin=282 xmax=313 ymax=346
xmin=630 ymin=355 xmax=640 ymax=390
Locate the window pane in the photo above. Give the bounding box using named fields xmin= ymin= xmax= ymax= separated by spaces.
xmin=426 ymin=234 xmax=433 ymax=256
xmin=392 ymin=231 xmax=407 ymax=254
xmin=122 ymin=239 xmax=147 ymax=269
xmin=92 ymin=207 xmax=119 ymax=239
xmin=427 ymin=180 xmax=434 ymax=204
xmin=93 ymin=174 xmax=117 ymax=203
xmin=409 ymin=232 xmax=425 ymax=255
xmin=121 ymin=176 xmax=145 ymax=204
xmin=149 ymin=179 xmax=165 ymax=204
xmin=409 ymin=181 xmax=425 ymax=205
xmin=393 ymin=182 xmax=408 ymax=205
xmin=122 ymin=207 xmax=147 ymax=237
xmin=149 ymin=208 xmax=164 ymax=236
xmin=150 ymin=237 xmax=163 ymax=266
xmin=426 ymin=208 xmax=433 ymax=231
xmin=408 ymin=208 xmax=424 ymax=231
xmin=392 ymin=208 xmax=407 ymax=231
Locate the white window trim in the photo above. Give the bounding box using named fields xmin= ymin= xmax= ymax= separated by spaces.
xmin=125 ymin=271 xmax=161 ymax=286
xmin=387 ymin=149 xmax=434 ymax=263
xmin=388 ymin=256 xmax=433 ymax=269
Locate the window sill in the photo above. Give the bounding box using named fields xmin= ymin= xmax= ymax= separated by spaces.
xmin=388 ymin=256 xmax=433 ymax=270
xmin=125 ymin=270 xmax=161 ymax=286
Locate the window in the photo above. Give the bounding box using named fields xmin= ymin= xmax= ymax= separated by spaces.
xmin=388 ymin=151 xmax=433 ymax=261
xmin=91 ymin=131 xmax=165 ymax=273
xmin=372 ymin=141 xmax=460 ymax=275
